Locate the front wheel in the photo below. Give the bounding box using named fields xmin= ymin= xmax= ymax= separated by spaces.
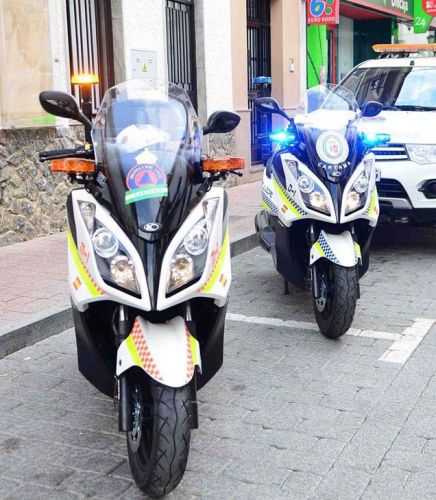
xmin=127 ymin=374 xmax=192 ymax=497
xmin=313 ymin=262 xmax=358 ymax=339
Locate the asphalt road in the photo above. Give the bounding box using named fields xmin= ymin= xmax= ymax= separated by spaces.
xmin=1 ymin=224 xmax=436 ymax=499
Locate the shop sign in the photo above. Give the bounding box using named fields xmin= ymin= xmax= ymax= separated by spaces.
xmin=415 ymin=1 xmax=433 ymax=33
xmin=307 ymin=0 xmax=340 ymax=25
xmin=422 ymin=0 xmax=436 ymax=16
xmin=349 ymin=0 xmax=413 ymax=18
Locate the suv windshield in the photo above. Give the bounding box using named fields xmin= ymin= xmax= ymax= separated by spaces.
xmin=341 ymin=66 xmax=436 ymax=111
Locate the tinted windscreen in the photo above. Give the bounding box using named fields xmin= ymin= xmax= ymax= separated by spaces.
xmin=341 ymin=67 xmax=436 ymax=110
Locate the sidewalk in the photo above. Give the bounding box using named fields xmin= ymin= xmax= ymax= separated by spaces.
xmin=0 ymin=181 xmax=262 ymax=356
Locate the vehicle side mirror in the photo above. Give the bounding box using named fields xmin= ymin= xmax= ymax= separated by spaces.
xmin=39 ymin=90 xmax=92 ymax=130
xmin=361 ymin=101 xmax=383 ymax=118
xmin=255 ymin=97 xmax=292 ymax=121
xmin=203 ymin=111 xmax=241 ymax=135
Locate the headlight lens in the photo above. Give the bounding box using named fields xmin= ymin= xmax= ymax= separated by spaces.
xmin=345 ymin=167 xmax=371 ymax=215
xmin=80 ymin=202 xmax=96 ymax=234
xmin=110 ymin=255 xmax=139 ymax=293
xmin=184 ymin=223 xmax=209 ymax=256
xmin=92 ymin=227 xmax=119 ymax=259
xmin=169 ymin=253 xmax=194 ymax=291
xmin=297 ymin=175 xmax=315 ymax=194
xmin=407 ymin=144 xmax=436 ymax=165
xmin=167 ymin=198 xmax=219 ymax=294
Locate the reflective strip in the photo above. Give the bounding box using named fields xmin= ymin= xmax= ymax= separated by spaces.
xmin=368 ymin=190 xmax=377 ymax=216
xmin=273 ymin=178 xmax=302 ymax=218
xmin=202 ymin=229 xmax=229 ymax=293
xmin=314 ymin=241 xmax=325 ymax=257
xmin=354 ymin=242 xmax=362 ymax=261
xmin=68 ymin=232 xmax=102 ymax=297
xmin=261 ymin=200 xmax=270 ymax=211
xmin=125 ymin=335 xmax=143 ymax=369
xmin=189 ymin=335 xmax=200 ymax=366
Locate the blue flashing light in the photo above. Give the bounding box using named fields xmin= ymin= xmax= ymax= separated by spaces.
xmin=270 ymin=129 xmax=296 ymax=145
xmin=361 ymin=132 xmax=390 ymax=147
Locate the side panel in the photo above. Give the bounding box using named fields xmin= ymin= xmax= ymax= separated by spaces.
xmin=117 ymin=316 xmax=201 ymax=388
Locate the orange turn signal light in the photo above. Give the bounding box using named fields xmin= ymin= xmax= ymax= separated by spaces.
xmin=71 ymin=73 xmax=99 ymax=85
xmin=50 ymin=158 xmax=95 ymax=174
xmin=202 ymin=157 xmax=245 ymax=173
xmin=373 ymin=43 xmax=436 ymax=53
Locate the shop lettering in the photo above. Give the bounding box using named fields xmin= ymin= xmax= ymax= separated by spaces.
xmin=391 ymin=0 xmax=408 ymax=13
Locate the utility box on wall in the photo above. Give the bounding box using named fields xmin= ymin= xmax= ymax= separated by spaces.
xmin=131 ymin=49 xmax=158 ymax=81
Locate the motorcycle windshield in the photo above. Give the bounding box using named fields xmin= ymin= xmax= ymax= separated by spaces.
xmin=92 ymin=79 xmax=202 ymax=239
xmin=294 ymin=85 xmax=362 ymax=181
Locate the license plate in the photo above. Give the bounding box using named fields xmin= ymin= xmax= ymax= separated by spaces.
xmin=375 ymin=168 xmax=381 ymax=182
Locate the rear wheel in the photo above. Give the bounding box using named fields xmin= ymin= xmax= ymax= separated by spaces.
xmin=127 ymin=375 xmax=192 ymax=497
xmin=313 ymin=262 xmax=358 ymax=339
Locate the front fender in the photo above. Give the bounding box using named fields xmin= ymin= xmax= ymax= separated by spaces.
xmin=116 ymin=316 xmax=201 ymax=388
xmin=310 ymin=230 xmax=361 ymax=268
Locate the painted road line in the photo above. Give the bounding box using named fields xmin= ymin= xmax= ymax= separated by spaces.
xmin=227 ymin=313 xmax=399 ymax=340
xmin=226 ymin=313 xmax=435 ymax=365
xmin=379 ymin=318 xmax=435 ymax=364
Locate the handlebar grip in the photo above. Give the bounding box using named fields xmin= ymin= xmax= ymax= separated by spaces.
xmin=38 ymin=149 xmax=78 ymax=162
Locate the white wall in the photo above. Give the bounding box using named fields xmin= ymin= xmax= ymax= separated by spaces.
xmin=120 ymin=0 xmax=167 ymax=81
xmin=199 ymin=0 xmax=233 ymax=115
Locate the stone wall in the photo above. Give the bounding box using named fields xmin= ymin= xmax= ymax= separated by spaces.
xmin=0 ymin=126 xmax=82 ymax=247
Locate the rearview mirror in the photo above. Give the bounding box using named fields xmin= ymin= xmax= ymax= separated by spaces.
xmin=361 ymin=101 xmax=383 ymax=118
xmin=39 ymin=91 xmax=92 ymax=130
xmin=203 ymin=111 xmax=241 ymax=135
xmin=255 ymin=97 xmax=292 ymax=121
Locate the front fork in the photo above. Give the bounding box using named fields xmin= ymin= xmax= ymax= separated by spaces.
xmin=118 ymin=305 xmax=133 ymax=432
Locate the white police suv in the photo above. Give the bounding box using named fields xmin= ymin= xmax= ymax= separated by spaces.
xmin=340 ymin=44 xmax=436 ymax=224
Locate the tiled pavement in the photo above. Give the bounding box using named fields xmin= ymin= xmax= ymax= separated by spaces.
xmin=0 ymin=224 xmax=436 ymax=498
xmin=0 ymin=180 xmax=262 ymax=335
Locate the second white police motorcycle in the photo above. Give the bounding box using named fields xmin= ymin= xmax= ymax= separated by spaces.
xmin=255 ymin=85 xmax=388 ymax=338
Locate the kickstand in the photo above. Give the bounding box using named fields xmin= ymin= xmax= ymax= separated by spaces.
xmin=284 ymin=279 xmax=290 ymax=295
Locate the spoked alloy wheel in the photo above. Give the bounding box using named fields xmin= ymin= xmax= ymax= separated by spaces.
xmin=313 ymin=261 xmax=358 ymax=339
xmin=126 ymin=374 xmax=192 ymax=497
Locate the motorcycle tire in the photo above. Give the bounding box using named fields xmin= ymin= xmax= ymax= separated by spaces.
xmin=313 ymin=263 xmax=358 ymax=339
xmin=127 ymin=375 xmax=192 ymax=497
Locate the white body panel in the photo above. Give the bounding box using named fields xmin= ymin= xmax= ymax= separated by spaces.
xmin=116 ymin=316 xmax=201 ymax=388
xmin=310 ymin=230 xmax=360 ymax=268
xmin=68 ymin=187 xmax=230 ymax=313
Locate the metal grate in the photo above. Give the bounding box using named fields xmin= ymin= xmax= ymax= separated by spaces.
xmin=247 ymin=0 xmax=271 ymax=164
xmin=376 ymin=178 xmax=409 ymax=199
xmin=372 ymin=143 xmax=409 ymax=162
xmin=166 ymin=0 xmax=197 ymax=109
xmin=66 ymin=0 xmax=103 ymax=114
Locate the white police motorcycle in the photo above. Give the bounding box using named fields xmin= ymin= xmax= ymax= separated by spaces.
xmin=255 ymin=85 xmax=388 ymax=338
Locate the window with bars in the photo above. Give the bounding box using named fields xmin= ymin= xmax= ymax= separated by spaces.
xmin=166 ymin=0 xmax=197 ymax=109
xmin=65 ymin=0 xmax=114 ymax=114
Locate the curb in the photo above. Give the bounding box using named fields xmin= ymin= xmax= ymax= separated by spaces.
xmin=0 ymin=233 xmax=259 ymax=359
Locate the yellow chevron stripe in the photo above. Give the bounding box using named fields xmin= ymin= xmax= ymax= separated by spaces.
xmin=68 ymin=231 xmax=101 ymax=297
xmin=202 ymin=229 xmax=229 ymax=293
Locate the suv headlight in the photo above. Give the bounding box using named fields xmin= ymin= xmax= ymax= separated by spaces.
xmin=167 ymin=198 xmax=219 ymax=294
xmin=406 ymin=144 xmax=436 ymax=165
xmin=345 ymin=168 xmax=371 ymax=215
xmin=79 ymin=202 xmax=139 ymax=294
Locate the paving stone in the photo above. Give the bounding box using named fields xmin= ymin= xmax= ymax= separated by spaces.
xmin=223 ymin=458 xmax=290 ymax=487
xmin=3 ymin=484 xmax=80 ymax=500
xmin=59 ymin=470 xmax=131 ymax=497
xmin=312 ymin=465 xmax=372 ymax=499
xmin=281 ymin=470 xmax=323 ymax=495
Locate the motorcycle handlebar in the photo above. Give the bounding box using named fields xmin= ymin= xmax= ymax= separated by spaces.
xmin=39 ymin=147 xmax=94 ymax=162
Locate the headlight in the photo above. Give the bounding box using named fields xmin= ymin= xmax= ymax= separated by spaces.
xmin=169 ymin=253 xmax=194 ymax=291
xmin=407 ymin=144 xmax=436 ymax=165
xmin=167 ymin=198 xmax=219 ymax=294
xmin=80 ymin=202 xmax=96 ymax=234
xmin=184 ymin=223 xmax=209 ymax=256
xmin=92 ymin=227 xmax=119 ymax=259
xmin=110 ymin=255 xmax=139 ymax=293
xmin=345 ymin=167 xmax=371 ymax=215
xmin=297 ymin=175 xmax=315 ymax=194
xmin=308 ymin=192 xmax=330 ymax=214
